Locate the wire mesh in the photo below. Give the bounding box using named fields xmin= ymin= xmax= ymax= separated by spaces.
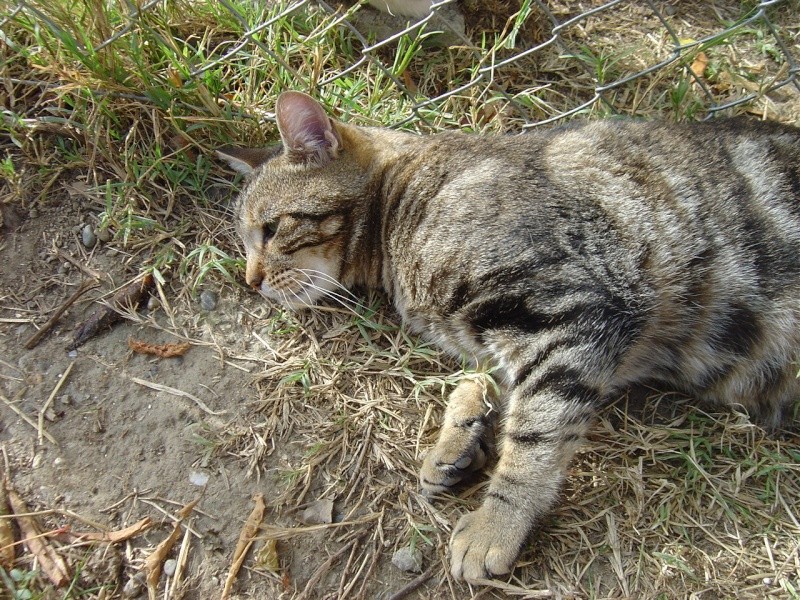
xmin=4 ymin=0 xmax=800 ymax=129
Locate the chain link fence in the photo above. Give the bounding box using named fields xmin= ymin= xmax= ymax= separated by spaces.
xmin=3 ymin=0 xmax=800 ymax=130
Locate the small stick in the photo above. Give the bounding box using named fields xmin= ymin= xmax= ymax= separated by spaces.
xmin=0 ymin=390 xmax=57 ymax=445
xmin=54 ymin=248 xmax=106 ymax=282
xmin=24 ymin=280 xmax=99 ymax=349
xmin=38 ymin=361 xmax=73 ymax=446
xmin=129 ymin=377 xmax=226 ymax=416
xmin=169 ymin=525 xmax=192 ymax=598
xmin=385 ymin=566 xmax=437 ymax=600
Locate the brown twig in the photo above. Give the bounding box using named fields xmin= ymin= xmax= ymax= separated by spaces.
xmin=24 ymin=279 xmax=99 ymax=349
xmin=68 ymin=273 xmax=154 ymax=350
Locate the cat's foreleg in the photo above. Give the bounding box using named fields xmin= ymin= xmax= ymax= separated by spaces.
xmin=449 ymin=372 xmax=596 ymax=581
xmin=419 ymin=379 xmax=494 ymax=493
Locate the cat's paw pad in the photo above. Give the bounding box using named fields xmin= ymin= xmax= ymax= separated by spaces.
xmin=449 ymin=508 xmax=523 ymax=581
xmin=419 ymin=421 xmax=488 ymax=494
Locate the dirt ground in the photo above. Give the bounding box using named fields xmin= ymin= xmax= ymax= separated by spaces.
xmin=0 ymin=192 xmax=423 ymax=598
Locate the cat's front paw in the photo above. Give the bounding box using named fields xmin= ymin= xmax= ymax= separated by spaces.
xmin=419 ymin=379 xmax=492 ymax=495
xmin=449 ymin=506 xmax=527 ymax=581
xmin=419 ymin=421 xmax=487 ymax=494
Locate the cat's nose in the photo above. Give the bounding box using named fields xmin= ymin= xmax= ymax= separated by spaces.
xmin=245 ymin=260 xmax=264 ymax=289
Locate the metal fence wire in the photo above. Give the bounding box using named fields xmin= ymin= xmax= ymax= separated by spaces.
xmin=4 ymin=0 xmax=800 ymax=130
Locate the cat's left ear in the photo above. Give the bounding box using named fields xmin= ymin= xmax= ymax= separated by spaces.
xmin=276 ymin=91 xmax=341 ymax=166
xmin=216 ymin=146 xmax=280 ymax=176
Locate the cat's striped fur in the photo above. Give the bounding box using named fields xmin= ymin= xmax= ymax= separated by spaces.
xmin=219 ymin=92 xmax=800 ymax=582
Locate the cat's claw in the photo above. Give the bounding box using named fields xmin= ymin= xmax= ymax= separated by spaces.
xmin=419 ymin=380 xmax=492 ymax=494
xmin=420 ymin=440 xmax=487 ymax=495
xmin=449 ymin=506 xmax=525 ymax=581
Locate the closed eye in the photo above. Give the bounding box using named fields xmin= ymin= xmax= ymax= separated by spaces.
xmin=263 ymin=219 xmax=279 ymax=243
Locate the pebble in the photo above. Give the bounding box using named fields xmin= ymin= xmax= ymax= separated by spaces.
xmin=199 ymin=290 xmax=218 ymax=311
xmin=299 ymin=499 xmax=333 ymax=525
xmin=81 ymin=224 xmax=97 ymax=248
xmin=147 ymin=296 xmax=161 ymax=311
xmin=189 ymin=471 xmax=210 ymax=486
xmin=163 ymin=559 xmax=177 ymax=577
xmin=97 ymin=227 xmax=112 ymax=243
xmin=391 ymin=545 xmax=423 ymax=573
xmin=122 ymin=575 xmax=145 ymax=597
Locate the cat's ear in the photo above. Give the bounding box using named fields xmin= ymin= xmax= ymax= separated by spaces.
xmin=216 ymin=146 xmax=280 ymax=175
xmin=275 ymin=91 xmax=341 ymax=166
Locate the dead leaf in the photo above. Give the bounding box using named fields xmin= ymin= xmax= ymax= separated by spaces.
xmin=690 ymin=51 xmax=708 ymax=78
xmin=6 ymin=484 xmax=70 ymax=587
xmin=255 ymin=538 xmax=280 ymax=573
xmin=221 ymin=494 xmax=266 ymax=599
xmin=67 ymin=517 xmax=152 ymax=544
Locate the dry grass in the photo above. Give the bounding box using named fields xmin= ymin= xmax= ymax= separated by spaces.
xmin=1 ymin=0 xmax=800 ymax=598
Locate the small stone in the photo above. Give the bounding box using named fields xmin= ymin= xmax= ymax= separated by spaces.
xmin=97 ymin=227 xmax=112 ymax=243
xmin=189 ymin=471 xmax=210 ymax=486
xmin=147 ymin=296 xmax=161 ymax=311
xmin=81 ymin=224 xmax=97 ymax=248
xmin=32 ymin=454 xmax=43 ymax=469
xmin=299 ymin=499 xmax=334 ymax=525
xmin=67 ymin=350 xmax=78 ymax=359
xmin=163 ymin=559 xmax=177 ymax=577
xmin=199 ymin=290 xmax=218 ymax=311
xmin=122 ymin=574 xmax=145 ymax=597
xmin=391 ymin=545 xmax=423 ymax=573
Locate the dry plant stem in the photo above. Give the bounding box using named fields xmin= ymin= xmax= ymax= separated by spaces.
xmin=38 ymin=361 xmax=73 ymax=446
xmin=296 ymin=534 xmax=364 ymax=600
xmin=169 ymin=525 xmax=192 ymax=598
xmin=24 ymin=279 xmax=99 ymax=349
xmin=385 ymin=565 xmax=437 ymax=600
xmin=144 ymin=497 xmax=199 ymax=600
xmin=221 ymin=493 xmax=266 ymax=600
xmin=130 ymin=376 xmax=226 ymax=416
xmin=0 ymin=389 xmax=58 ymax=445
xmin=5 ymin=482 xmax=70 ymax=587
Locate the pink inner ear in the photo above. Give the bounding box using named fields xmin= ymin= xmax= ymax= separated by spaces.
xmin=276 ymin=92 xmax=340 ymax=164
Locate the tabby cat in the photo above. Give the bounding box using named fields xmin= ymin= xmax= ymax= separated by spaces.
xmin=218 ymin=91 xmax=800 ymax=582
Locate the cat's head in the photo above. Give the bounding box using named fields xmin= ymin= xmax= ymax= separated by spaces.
xmin=218 ymin=92 xmax=372 ymax=309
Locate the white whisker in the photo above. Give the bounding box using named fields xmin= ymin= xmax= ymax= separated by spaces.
xmin=288 ymin=273 xmax=369 ymax=317
xmin=297 ymin=268 xmax=362 ymax=302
